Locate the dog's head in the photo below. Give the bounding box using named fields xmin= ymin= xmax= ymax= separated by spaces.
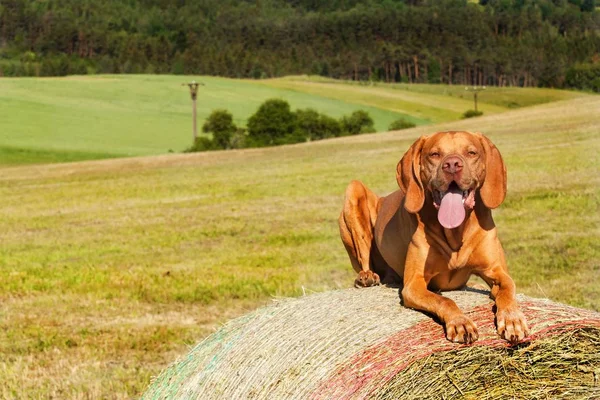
xmin=396 ymin=131 xmax=506 ymax=229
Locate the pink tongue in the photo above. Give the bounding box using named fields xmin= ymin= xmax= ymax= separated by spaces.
xmin=438 ymin=189 xmax=465 ymax=229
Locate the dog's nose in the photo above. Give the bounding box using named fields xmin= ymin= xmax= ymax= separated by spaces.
xmin=442 ymin=156 xmax=463 ymax=174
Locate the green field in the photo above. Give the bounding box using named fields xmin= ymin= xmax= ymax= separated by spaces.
xmin=284 ymin=75 xmax=588 ymax=108
xmin=0 ymin=78 xmax=598 ymax=398
xmin=1 ymin=75 xmax=590 ymax=166
xmin=0 ymin=75 xmax=409 ymax=164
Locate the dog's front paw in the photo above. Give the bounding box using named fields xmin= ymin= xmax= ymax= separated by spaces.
xmin=445 ymin=315 xmax=479 ymax=344
xmin=354 ymin=270 xmax=380 ymax=288
xmin=496 ymin=307 xmax=529 ymax=344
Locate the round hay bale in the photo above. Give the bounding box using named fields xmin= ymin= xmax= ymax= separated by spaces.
xmin=142 ymin=287 xmax=600 ymax=399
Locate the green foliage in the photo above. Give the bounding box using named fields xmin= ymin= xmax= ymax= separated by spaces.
xmin=202 ymin=109 xmax=237 ymax=149
xmin=581 ymin=0 xmax=596 ymax=12
xmin=294 ymin=108 xmax=320 ymax=140
xmin=184 ymin=137 xmax=219 ymax=152
xmin=340 ymin=110 xmax=375 ymax=135
xmin=427 ymin=58 xmax=441 ymax=84
xmin=186 ymin=109 xmax=248 ymax=152
xmin=195 ymin=100 xmax=376 ymax=151
xmin=295 ymin=108 xmax=342 ymax=140
xmin=462 ymin=110 xmax=484 ymax=119
xmin=317 ymin=114 xmax=344 ymax=139
xmin=230 ymin=128 xmax=248 ymax=149
xmin=388 ymin=118 xmax=417 ymax=131
xmin=565 ymin=63 xmax=600 ymax=92
xmin=247 ymin=99 xmax=298 ymax=146
xmin=0 ymin=1 xmax=598 ymax=90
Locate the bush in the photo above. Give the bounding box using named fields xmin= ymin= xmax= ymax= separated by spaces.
xmin=295 ymin=108 xmax=342 ymax=140
xmin=184 ymin=137 xmax=219 ymax=152
xmin=247 ymin=99 xmax=297 ymax=146
xmin=229 ymin=128 xmax=247 ymax=149
xmin=185 ymin=103 xmax=379 ymax=152
xmin=98 ymin=55 xmax=117 ymax=73
xmin=40 ymin=54 xmax=70 ymax=76
xmin=294 ymin=108 xmax=320 ymax=140
xmin=462 ymin=110 xmax=484 ymax=119
xmin=318 ymin=114 xmax=343 ymax=139
xmin=340 ymin=110 xmax=375 ymax=135
xmin=565 ymin=63 xmax=600 ymax=92
xmin=275 ymin=129 xmax=308 ymax=145
xmin=202 ymin=109 xmax=237 ymax=149
xmin=184 ymin=109 xmax=243 ymax=152
xmin=388 ymin=118 xmax=416 ymax=131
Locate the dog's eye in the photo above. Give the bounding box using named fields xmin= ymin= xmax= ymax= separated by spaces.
xmin=430 ymin=152 xmax=440 ymax=158
xmin=468 ymin=151 xmax=477 ymax=156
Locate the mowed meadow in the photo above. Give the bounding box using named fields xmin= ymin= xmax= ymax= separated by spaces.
xmin=0 ymin=76 xmax=598 ymax=398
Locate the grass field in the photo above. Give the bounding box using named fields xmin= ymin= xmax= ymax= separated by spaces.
xmin=282 ymin=75 xmax=588 ymax=109
xmin=0 ymin=85 xmax=598 ymax=398
xmin=0 ymin=75 xmax=408 ymax=164
xmin=1 ymin=75 xmax=590 ymax=166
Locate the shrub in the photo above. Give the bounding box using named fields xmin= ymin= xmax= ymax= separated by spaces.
xmin=295 ymin=108 xmax=342 ymax=140
xmin=247 ymin=99 xmax=297 ymax=146
xmin=184 ymin=109 xmax=242 ymax=152
xmin=202 ymin=109 xmax=237 ymax=149
xmin=388 ymin=118 xmax=416 ymax=131
xmin=565 ymin=63 xmax=600 ymax=92
xmin=229 ymin=128 xmax=247 ymax=149
xmin=184 ymin=137 xmax=219 ymax=152
xmin=462 ymin=110 xmax=484 ymax=119
xmin=40 ymin=54 xmax=70 ymax=76
xmin=318 ymin=114 xmax=343 ymax=139
xmin=294 ymin=108 xmax=320 ymax=140
xmin=340 ymin=110 xmax=375 ymax=135
xmin=275 ymin=129 xmax=308 ymax=145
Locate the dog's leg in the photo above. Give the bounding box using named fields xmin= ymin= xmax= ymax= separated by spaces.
xmin=339 ymin=180 xmax=381 ymax=288
xmin=477 ymin=262 xmax=529 ymax=344
xmin=402 ymin=245 xmax=479 ymax=344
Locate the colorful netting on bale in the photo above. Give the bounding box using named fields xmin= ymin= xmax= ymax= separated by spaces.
xmin=141 ymin=287 xmax=600 ymax=400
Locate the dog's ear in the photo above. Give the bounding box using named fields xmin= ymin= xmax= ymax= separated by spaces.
xmin=397 ymin=136 xmax=426 ymax=214
xmin=478 ymin=133 xmax=507 ymax=209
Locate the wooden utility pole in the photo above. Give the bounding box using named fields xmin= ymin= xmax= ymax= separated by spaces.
xmin=182 ymin=80 xmax=204 ymax=141
xmin=465 ymin=86 xmax=486 ymax=111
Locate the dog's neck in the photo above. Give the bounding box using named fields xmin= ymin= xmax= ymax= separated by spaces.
xmin=443 ymin=222 xmax=467 ymax=251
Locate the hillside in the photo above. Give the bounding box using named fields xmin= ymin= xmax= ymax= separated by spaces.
xmin=1 ymin=94 xmax=598 ymax=398
xmin=0 ymin=75 xmax=406 ymax=163
xmin=1 ymin=0 xmax=598 ymax=92
xmin=0 ymin=75 xmax=590 ymax=165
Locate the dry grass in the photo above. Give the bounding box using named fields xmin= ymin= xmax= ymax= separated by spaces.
xmin=0 ymin=94 xmax=598 ymax=398
xmin=378 ymin=328 xmax=600 ymax=400
xmin=141 ymin=287 xmax=600 ymax=399
xmin=260 ymin=78 xmax=507 ymax=122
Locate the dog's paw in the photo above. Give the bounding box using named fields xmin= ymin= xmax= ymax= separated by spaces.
xmin=354 ymin=270 xmax=380 ymax=288
xmin=496 ymin=307 xmax=529 ymax=344
xmin=445 ymin=315 xmax=479 ymax=344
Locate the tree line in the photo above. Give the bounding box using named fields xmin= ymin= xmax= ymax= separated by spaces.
xmin=188 ymin=99 xmax=416 ymax=151
xmin=0 ymin=0 xmax=598 ymax=90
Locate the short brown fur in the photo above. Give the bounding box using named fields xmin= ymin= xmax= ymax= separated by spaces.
xmin=339 ymin=131 xmax=528 ymax=344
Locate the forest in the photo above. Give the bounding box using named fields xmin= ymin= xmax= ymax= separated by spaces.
xmin=0 ymin=0 xmax=599 ymax=90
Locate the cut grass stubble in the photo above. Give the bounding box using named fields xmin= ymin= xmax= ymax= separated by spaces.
xmin=0 ymin=87 xmax=598 ymax=398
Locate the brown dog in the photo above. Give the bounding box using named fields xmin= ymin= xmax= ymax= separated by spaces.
xmin=339 ymin=131 xmax=528 ymax=344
